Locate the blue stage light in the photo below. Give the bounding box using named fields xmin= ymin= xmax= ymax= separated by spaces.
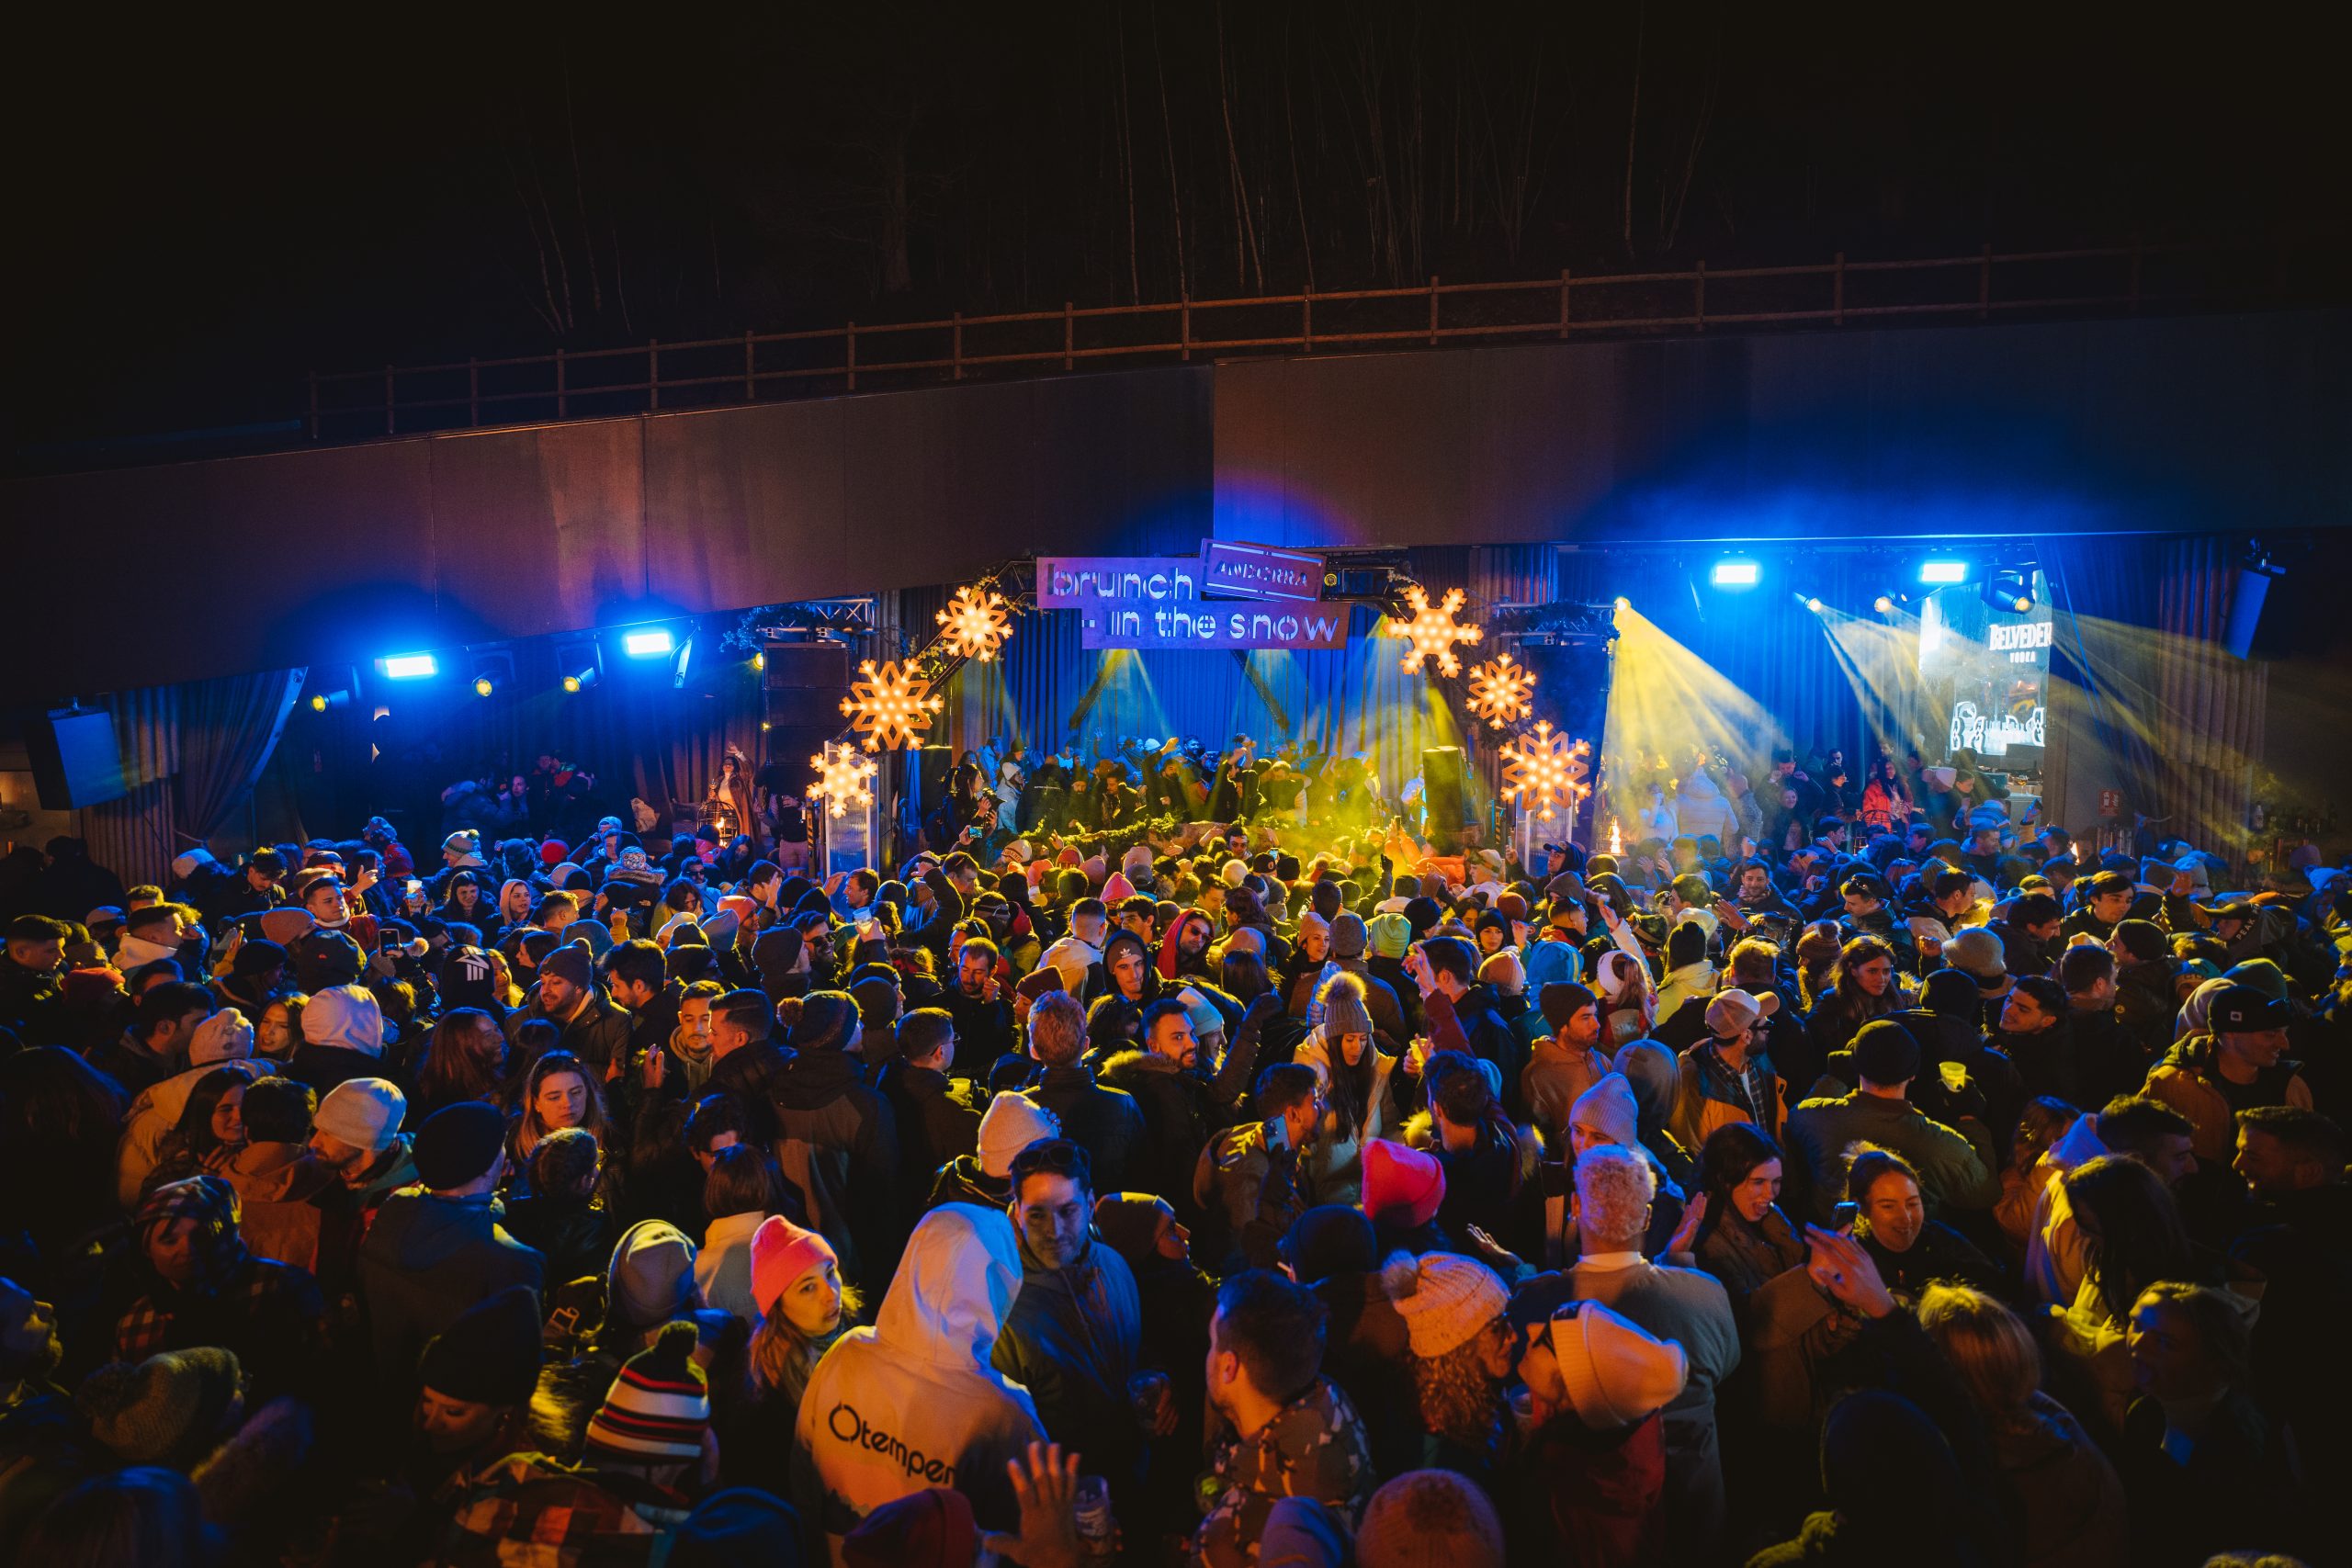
xmin=1918 ymin=559 xmax=1970 ymax=585
xmin=1711 ymin=559 xmax=1760 ymax=588
xmin=623 ymin=628 xmax=675 ymax=659
xmin=380 ymin=653 xmax=438 ymax=679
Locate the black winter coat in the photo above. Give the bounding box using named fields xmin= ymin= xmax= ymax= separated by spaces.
xmin=1026 ymin=1065 xmax=1147 ymax=1193
xmin=1100 ymin=1050 xmax=1214 ymax=1218
xmin=771 ymin=1047 xmax=899 ymax=1290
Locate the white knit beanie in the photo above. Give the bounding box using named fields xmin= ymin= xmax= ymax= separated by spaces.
xmin=1380 ymin=1251 xmax=1508 ymax=1359
xmin=1548 ymin=1298 xmax=1687 ymax=1428
xmin=314 ymin=1077 xmax=406 ymax=1155
xmin=978 ymin=1093 xmax=1062 ymax=1179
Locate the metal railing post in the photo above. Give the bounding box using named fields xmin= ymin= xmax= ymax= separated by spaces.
xmin=1429 ymin=276 xmax=1439 ymax=344
xmin=1063 ymin=301 xmax=1074 ymax=370
xmin=468 ymin=358 xmax=480 ymax=426
xmin=649 ymin=340 xmax=661 ymax=410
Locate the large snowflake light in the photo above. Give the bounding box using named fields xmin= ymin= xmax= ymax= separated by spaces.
xmin=809 ymin=743 xmax=879 ymax=818
xmin=935 ymin=584 xmax=1013 ymax=662
xmin=840 ymin=659 xmax=944 ymax=751
xmin=1499 ymin=721 xmax=1592 ymax=822
xmin=1464 ymin=650 xmax=1537 ymax=729
xmin=1387 ymin=585 xmax=1482 ymax=676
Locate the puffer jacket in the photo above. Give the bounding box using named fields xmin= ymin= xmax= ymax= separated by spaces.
xmin=1026 ymin=1065 xmax=1146 ymax=1194
xmin=989 ymin=1230 xmax=1144 ymax=1483
xmin=2141 ymin=1032 xmax=2312 ymax=1163
xmin=1100 ymin=1050 xmax=1214 ymax=1216
xmin=219 ymin=1140 xmax=337 ymax=1273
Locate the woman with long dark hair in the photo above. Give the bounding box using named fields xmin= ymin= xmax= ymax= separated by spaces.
xmin=1679 ymin=1122 xmax=1805 ymax=1314
xmin=1860 ymin=757 xmax=1913 ymax=834
xmin=412 ymin=1006 xmax=511 ymax=1122
xmin=435 ymin=870 xmax=487 ymax=928
xmin=1805 ymin=935 xmax=1904 ymax=1060
xmin=1298 ymin=972 xmax=1398 ymax=1205
xmin=142 ymin=1066 xmax=253 ymax=1196
xmin=2052 ymin=1154 xmax=2214 ymax=1431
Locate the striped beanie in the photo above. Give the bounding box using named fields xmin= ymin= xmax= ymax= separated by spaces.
xmin=583 ymin=1320 xmax=710 ymax=1463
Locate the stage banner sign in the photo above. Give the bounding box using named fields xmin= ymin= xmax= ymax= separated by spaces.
xmin=1081 ymin=603 xmax=1349 ymax=651
xmin=1035 ymin=557 xmax=1204 ymax=610
xmin=1200 ymin=540 xmax=1325 ymax=602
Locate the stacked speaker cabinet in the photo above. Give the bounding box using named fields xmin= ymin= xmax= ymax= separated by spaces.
xmin=763 ymin=642 xmax=852 ymax=763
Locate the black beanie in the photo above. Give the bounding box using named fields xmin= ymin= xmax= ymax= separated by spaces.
xmin=231 ymin=938 xmax=288 ymax=979
xmin=1403 ymin=897 xmax=1442 ymax=938
xmin=1667 ymin=919 xmax=1709 ymax=969
xmin=418 ymin=1284 xmax=543 ymax=1405
xmin=292 ymin=929 xmax=365 ymax=991
xmin=2112 ymin=919 xmax=2167 ymax=964
xmin=1277 ymin=1203 xmax=1377 ymax=1286
xmin=413 ymin=1100 xmax=507 ymax=1190
xmin=789 ymin=990 xmax=859 ymax=1053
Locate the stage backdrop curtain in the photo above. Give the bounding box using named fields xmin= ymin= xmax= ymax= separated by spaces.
xmin=175 ymin=668 xmax=306 ymax=844
xmin=85 ymin=684 xmax=182 ymax=888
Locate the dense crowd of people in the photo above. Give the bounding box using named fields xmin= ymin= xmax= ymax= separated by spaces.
xmin=0 ymin=736 xmax=2345 ymax=1567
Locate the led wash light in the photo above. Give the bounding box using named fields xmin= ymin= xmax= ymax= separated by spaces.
xmin=1918 ymin=560 xmax=1970 ymax=585
xmin=623 ymin=628 xmax=675 ymax=659
xmin=379 ymin=654 xmax=438 ymax=680
xmin=1711 ymin=559 xmax=1761 ymax=588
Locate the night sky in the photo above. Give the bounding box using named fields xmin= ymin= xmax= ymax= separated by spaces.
xmin=7 ymin=4 xmax=2336 ymax=451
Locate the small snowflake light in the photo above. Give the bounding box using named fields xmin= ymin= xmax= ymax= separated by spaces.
xmin=1464 ymin=650 xmax=1537 ymax=729
xmin=935 ymin=584 xmax=1013 ymax=662
xmin=1387 ymin=585 xmax=1483 ymax=676
xmin=841 ymin=659 xmax=944 ymax=751
xmin=809 ymin=744 xmax=878 ymax=819
xmin=1499 ymin=721 xmax=1593 ymax=822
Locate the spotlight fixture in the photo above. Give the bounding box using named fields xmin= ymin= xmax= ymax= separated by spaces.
xmin=468 ymin=650 xmax=514 ymax=699
xmin=1918 ymin=559 xmax=1971 ymax=586
xmin=1805 ymin=597 xmax=1825 ymax=614
xmin=555 ymin=638 xmax=603 ymax=694
xmin=752 ymin=650 xmax=767 ymax=672
xmin=1711 ymin=559 xmax=1761 ymax=589
xmin=1873 ymin=595 xmax=1896 ymax=614
xmin=310 ymin=694 xmax=327 ymax=712
xmin=309 ymin=690 xmax=354 ymax=713
xmin=379 ymin=653 xmax=438 ymax=680
xmin=622 ymin=627 xmax=676 ymax=659
xmin=1983 ymin=566 xmax=2036 ymax=615
xmin=1612 ymin=596 xmax=1632 ymax=613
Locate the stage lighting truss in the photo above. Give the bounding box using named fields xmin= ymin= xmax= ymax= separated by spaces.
xmin=1387 ymin=585 xmax=1483 ymax=676
xmin=935 ymin=583 xmax=1014 ymax=662
xmin=808 ymin=744 xmax=879 ymax=818
xmin=1498 ymin=720 xmax=1592 ymax=823
xmin=840 ymin=659 xmax=944 ymax=751
xmin=1464 ymin=650 xmax=1538 ymax=729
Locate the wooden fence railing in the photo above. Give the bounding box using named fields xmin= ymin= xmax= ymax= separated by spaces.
xmin=305 ymin=236 xmax=2324 ymax=442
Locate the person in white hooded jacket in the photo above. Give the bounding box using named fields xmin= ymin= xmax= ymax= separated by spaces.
xmin=791 ymin=1201 xmax=1044 ymax=1563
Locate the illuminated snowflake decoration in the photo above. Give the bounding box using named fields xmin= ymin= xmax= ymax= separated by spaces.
xmin=1464 ymin=650 xmax=1537 ymax=729
xmin=1387 ymin=585 xmax=1483 ymax=676
xmin=808 ymin=743 xmax=878 ymax=819
xmin=1499 ymin=721 xmax=1593 ymax=822
xmin=935 ymin=584 xmax=1013 ymax=662
xmin=840 ymin=659 xmax=944 ymax=751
